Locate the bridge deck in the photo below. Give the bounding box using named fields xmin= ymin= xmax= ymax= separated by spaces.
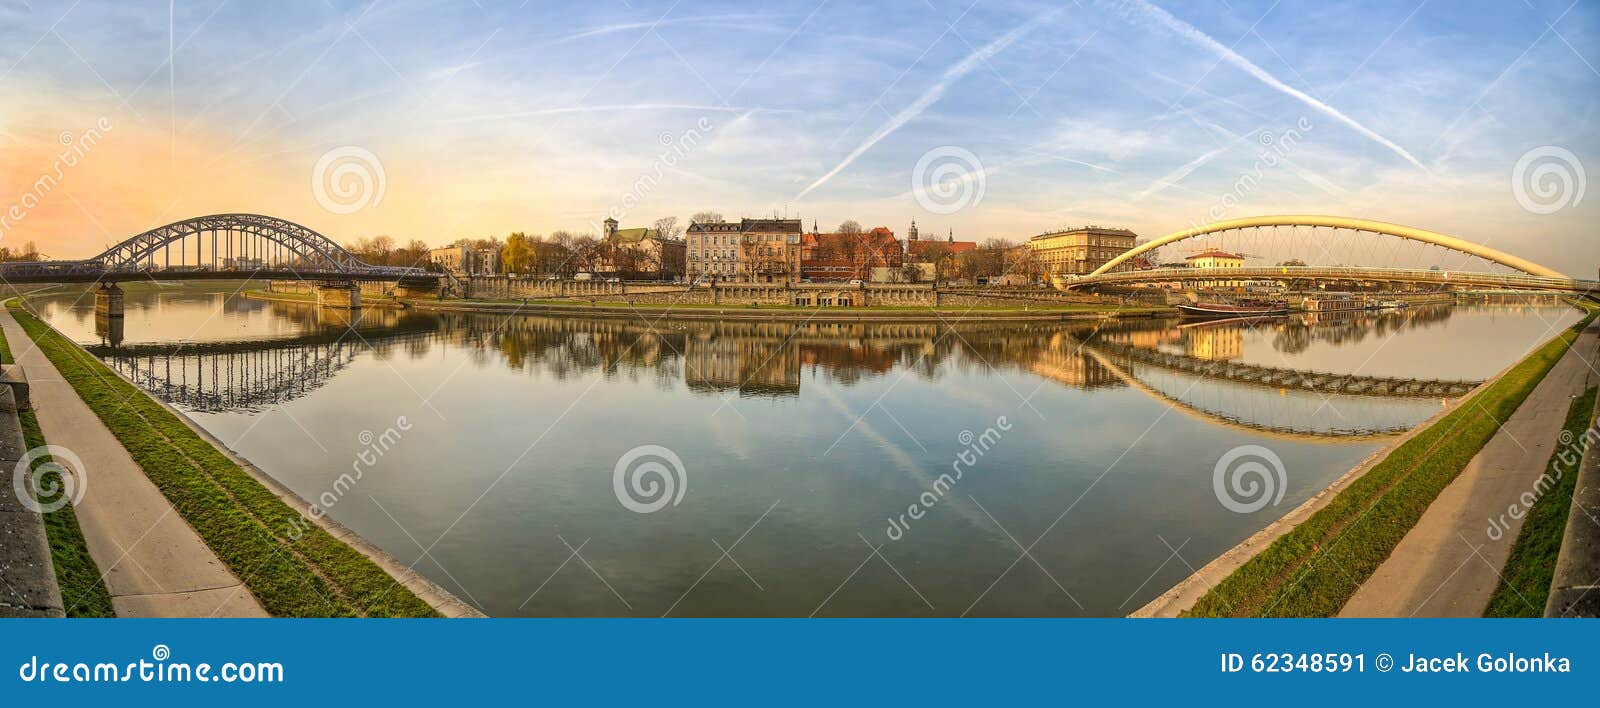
xmin=1064 ymin=265 xmax=1600 ymax=294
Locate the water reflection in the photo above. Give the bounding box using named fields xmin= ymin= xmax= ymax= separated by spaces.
xmin=90 ymin=300 xmax=1475 ymax=440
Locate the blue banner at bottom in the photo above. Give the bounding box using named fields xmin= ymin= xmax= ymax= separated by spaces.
xmin=3 ymin=619 xmax=1593 ymax=704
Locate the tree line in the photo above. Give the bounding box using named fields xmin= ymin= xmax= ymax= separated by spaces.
xmin=339 ymin=213 xmax=1050 ymax=283
xmin=0 ymin=241 xmax=42 ymax=262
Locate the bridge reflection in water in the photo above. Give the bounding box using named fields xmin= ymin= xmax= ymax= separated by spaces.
xmin=87 ymin=299 xmax=1473 ymax=441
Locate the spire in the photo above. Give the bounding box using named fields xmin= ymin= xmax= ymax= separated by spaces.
xmin=948 ymin=227 xmax=954 ymax=244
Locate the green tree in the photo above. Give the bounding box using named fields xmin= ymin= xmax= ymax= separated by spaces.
xmin=502 ymin=232 xmax=534 ymax=274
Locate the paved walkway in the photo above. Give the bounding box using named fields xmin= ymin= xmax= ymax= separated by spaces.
xmin=1341 ymin=319 xmax=1600 ymax=617
xmin=0 ymin=310 xmax=266 ymax=617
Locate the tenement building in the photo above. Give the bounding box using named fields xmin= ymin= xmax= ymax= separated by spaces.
xmin=430 ymin=245 xmax=501 ymax=276
xmin=1028 ymin=226 xmax=1139 ymax=276
xmin=686 ymin=217 xmax=803 ymax=283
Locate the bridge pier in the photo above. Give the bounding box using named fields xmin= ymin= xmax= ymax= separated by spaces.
xmin=391 ymin=278 xmax=440 ymax=300
xmin=314 ymin=282 xmax=361 ymax=309
xmin=93 ymin=283 xmax=124 ymax=318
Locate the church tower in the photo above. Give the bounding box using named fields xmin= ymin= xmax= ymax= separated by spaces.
xmin=907 ymin=218 xmax=919 ymax=241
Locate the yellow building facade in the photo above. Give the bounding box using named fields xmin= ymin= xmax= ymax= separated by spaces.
xmin=1184 ymin=249 xmax=1247 ymax=288
xmin=1028 ymin=227 xmax=1139 ymax=276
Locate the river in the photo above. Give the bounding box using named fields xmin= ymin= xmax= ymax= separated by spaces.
xmin=26 ymin=285 xmax=1582 ymax=616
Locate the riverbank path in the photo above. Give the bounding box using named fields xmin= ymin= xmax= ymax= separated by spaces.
xmin=1341 ymin=319 xmax=1600 ymax=617
xmin=0 ymin=310 xmax=267 ymax=617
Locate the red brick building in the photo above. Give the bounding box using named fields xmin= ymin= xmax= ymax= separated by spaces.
xmin=903 ymin=219 xmax=977 ymax=263
xmin=905 ymin=239 xmax=976 ymax=261
xmin=800 ymin=226 xmax=903 ymax=281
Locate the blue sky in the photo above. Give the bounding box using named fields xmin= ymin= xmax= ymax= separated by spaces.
xmin=1 ymin=0 xmax=1596 ymax=272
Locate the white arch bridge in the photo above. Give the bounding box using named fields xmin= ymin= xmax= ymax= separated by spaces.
xmin=1056 ymin=216 xmax=1600 ymax=295
xmin=0 ymin=213 xmax=435 ymax=285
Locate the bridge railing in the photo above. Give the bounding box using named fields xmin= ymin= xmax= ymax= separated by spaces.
xmin=1066 ymin=265 xmax=1600 ymax=292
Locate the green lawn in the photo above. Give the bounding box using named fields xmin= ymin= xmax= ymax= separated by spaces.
xmin=8 ymin=302 xmax=439 ymax=617
xmin=1189 ymin=310 xmax=1597 ymax=617
xmin=1483 ymin=386 xmax=1598 ymax=617
xmin=0 ymin=318 xmax=115 ymax=617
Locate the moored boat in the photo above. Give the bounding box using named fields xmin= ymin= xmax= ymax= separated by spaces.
xmin=1176 ymin=300 xmax=1289 ymax=318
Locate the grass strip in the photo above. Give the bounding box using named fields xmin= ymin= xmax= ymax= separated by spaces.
xmin=8 ymin=303 xmax=439 ymax=617
xmin=1189 ymin=309 xmax=1597 ymax=617
xmin=18 ymin=411 xmax=116 ymax=616
xmin=1483 ymin=386 xmax=1598 ymax=617
xmin=0 ymin=314 xmax=115 ymax=616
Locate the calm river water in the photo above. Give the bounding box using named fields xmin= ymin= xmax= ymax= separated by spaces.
xmin=28 ymin=285 xmax=1582 ymax=616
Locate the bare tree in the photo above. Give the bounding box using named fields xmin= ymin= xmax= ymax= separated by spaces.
xmin=690 ymin=211 xmax=724 ymax=225
xmin=652 ymin=216 xmax=683 ymax=241
xmin=571 ymin=235 xmax=601 ymax=273
xmin=899 ymin=260 xmax=923 ymax=283
xmin=913 ymin=242 xmax=955 ymax=284
xmin=739 ymin=233 xmax=794 ymax=283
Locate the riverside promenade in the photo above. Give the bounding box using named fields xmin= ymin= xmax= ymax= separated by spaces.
xmin=1341 ymin=318 xmax=1600 ymax=616
xmin=0 ymin=310 xmax=267 ymax=617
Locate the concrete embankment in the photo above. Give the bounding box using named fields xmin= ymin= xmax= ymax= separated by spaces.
xmin=1547 ymin=392 xmax=1600 ymax=617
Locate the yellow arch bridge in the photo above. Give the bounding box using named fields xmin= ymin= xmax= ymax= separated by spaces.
xmin=1056 ymin=215 xmax=1599 ymax=295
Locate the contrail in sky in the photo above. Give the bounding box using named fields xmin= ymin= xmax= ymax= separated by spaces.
xmin=1120 ymin=0 xmax=1430 ymax=173
xmin=545 ymin=15 xmax=781 ymax=44
xmin=438 ymin=104 xmax=792 ymax=123
xmin=794 ymin=8 xmax=1064 ymax=202
xmin=1134 ymin=139 xmax=1240 ymax=202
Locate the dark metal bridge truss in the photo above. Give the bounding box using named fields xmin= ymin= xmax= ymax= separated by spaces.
xmin=0 ymin=213 xmax=431 ymax=283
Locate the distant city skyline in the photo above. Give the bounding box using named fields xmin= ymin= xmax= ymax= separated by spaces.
xmin=0 ymin=0 xmax=1596 ymax=274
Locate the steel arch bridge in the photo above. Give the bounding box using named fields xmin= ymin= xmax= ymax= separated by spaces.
xmin=0 ymin=213 xmax=432 ymax=284
xmin=1058 ymin=215 xmax=1599 ymax=294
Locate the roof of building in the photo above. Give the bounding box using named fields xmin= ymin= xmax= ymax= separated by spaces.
xmin=1185 ymin=249 xmax=1244 ymax=260
xmin=801 ymin=227 xmax=898 ymax=248
xmin=610 ymin=227 xmax=653 ymax=243
xmin=688 ymin=220 xmax=740 ymax=233
xmin=739 ymin=218 xmax=802 ymax=233
xmin=688 ymin=218 xmax=803 ymax=234
xmin=907 ymin=239 xmax=976 ymax=257
xmin=1031 ymin=226 xmax=1138 ymax=241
